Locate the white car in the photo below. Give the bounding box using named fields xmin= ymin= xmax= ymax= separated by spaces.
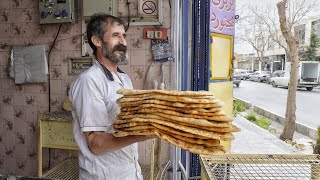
xmin=270 ymin=73 xmax=317 ymax=91
xmin=270 ymin=73 xmax=289 ymax=88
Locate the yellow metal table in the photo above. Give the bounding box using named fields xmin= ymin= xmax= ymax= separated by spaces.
xmin=38 ymin=111 xmax=79 ymax=179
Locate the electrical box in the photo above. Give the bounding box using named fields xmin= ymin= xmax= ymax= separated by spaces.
xmin=39 ymin=0 xmax=77 ymax=24
xmin=68 ymin=57 xmax=94 ymax=75
xmin=83 ymin=0 xmax=118 ymax=19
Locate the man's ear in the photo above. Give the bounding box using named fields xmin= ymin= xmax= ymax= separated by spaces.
xmin=91 ymin=36 xmax=102 ymax=48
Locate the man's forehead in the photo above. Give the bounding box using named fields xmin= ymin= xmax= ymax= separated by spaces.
xmin=105 ymin=23 xmax=125 ymax=33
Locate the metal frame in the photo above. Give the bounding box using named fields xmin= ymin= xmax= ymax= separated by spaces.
xmin=171 ymin=0 xmax=183 ymax=179
xmin=209 ymin=33 xmax=234 ymax=81
xmin=189 ymin=0 xmax=210 ymax=178
xmin=191 ymin=0 xmax=209 ymax=91
xmin=128 ymin=0 xmax=163 ymax=26
xmin=38 ymin=111 xmax=78 ymax=178
xmin=68 ymin=56 xmax=95 ymax=75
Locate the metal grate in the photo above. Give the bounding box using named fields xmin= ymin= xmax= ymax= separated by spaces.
xmin=41 ymin=111 xmax=73 ymax=121
xmin=43 ymin=157 xmax=79 ymax=180
xmin=201 ymin=154 xmax=320 ymax=180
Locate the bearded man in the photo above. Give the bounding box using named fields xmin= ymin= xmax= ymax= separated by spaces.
xmin=69 ymin=14 xmax=155 ymax=180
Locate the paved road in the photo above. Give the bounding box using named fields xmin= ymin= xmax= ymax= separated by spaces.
xmin=234 ymin=80 xmax=320 ymax=130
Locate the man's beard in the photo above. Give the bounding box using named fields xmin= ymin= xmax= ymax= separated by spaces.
xmin=102 ymin=41 xmax=127 ymax=63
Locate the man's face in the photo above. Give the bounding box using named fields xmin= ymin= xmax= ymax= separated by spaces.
xmin=101 ymin=23 xmax=127 ymax=63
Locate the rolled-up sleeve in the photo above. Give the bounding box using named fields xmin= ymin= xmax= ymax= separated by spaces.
xmin=70 ymin=74 xmax=109 ymax=133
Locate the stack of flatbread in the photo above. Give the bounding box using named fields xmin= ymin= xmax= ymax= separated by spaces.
xmin=113 ymin=89 xmax=240 ymax=155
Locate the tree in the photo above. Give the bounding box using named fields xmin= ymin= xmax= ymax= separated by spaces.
xmin=277 ymin=0 xmax=300 ymax=141
xmin=246 ymin=0 xmax=316 ymax=140
xmin=302 ymin=29 xmax=320 ymax=61
xmin=236 ymin=5 xmax=269 ymax=71
xmin=277 ymin=0 xmax=318 ymax=141
xmin=251 ymin=0 xmax=317 ymax=64
xmin=314 ymin=127 xmax=320 ymax=154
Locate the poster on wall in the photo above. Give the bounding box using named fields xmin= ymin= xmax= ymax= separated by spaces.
xmin=210 ymin=33 xmax=233 ymax=80
xmin=210 ymin=0 xmax=235 ymax=36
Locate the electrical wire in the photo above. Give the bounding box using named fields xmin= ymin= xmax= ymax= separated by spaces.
xmin=125 ymin=0 xmax=131 ymax=32
xmin=47 ymin=24 xmax=62 ymax=170
xmin=48 ymin=25 xmax=62 ymax=58
xmin=48 ymin=24 xmax=62 ymax=113
xmin=168 ymin=0 xmax=172 ymax=29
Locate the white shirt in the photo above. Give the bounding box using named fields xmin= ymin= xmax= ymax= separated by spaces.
xmin=69 ymin=60 xmax=142 ymax=180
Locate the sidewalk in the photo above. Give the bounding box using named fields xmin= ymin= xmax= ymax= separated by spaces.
xmin=231 ymin=115 xmax=313 ymax=154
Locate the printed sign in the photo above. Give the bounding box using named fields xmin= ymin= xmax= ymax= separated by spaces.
xmin=139 ymin=0 xmax=158 ymax=16
xmin=210 ymin=0 xmax=235 ymax=35
xmin=143 ymin=1 xmax=156 ymax=14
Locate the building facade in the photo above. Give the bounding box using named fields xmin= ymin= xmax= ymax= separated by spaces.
xmin=236 ymin=15 xmax=320 ymax=72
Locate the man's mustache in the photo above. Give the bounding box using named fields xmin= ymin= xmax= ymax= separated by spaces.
xmin=113 ymin=44 xmax=127 ymax=53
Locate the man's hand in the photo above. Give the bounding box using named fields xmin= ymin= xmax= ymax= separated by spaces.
xmin=158 ymin=83 xmax=165 ymax=90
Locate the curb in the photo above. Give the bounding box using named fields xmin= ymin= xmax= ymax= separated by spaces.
xmin=234 ymin=97 xmax=318 ymax=140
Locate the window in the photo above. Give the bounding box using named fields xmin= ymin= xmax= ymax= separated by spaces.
xmin=294 ymin=24 xmax=306 ymax=45
xmin=268 ymin=35 xmax=275 ymax=50
xmin=256 ymin=36 xmax=265 ymax=50
xmin=312 ymin=20 xmax=320 ymax=37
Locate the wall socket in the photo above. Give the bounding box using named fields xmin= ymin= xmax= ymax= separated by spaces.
xmin=143 ymin=28 xmax=167 ymax=40
xmin=155 ymin=31 xmax=162 ymax=39
xmin=146 ymin=31 xmax=155 ymax=39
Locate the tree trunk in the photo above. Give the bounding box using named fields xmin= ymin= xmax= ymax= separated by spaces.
xmin=280 ymin=48 xmax=298 ymax=141
xmin=277 ymin=0 xmax=298 ymax=141
xmin=314 ymin=127 xmax=320 ymax=154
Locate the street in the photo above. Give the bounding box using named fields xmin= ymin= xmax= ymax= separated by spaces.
xmin=234 ymin=80 xmax=320 ymax=130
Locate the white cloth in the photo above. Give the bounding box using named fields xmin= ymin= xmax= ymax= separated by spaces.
xmin=69 ymin=60 xmax=142 ymax=180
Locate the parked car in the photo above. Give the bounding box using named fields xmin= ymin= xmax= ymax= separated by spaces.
xmin=266 ymin=70 xmax=284 ymax=84
xmin=243 ymin=70 xmax=253 ymax=80
xmin=234 ymin=69 xmax=253 ymax=80
xmin=270 ymin=61 xmax=320 ymax=91
xmin=249 ymin=71 xmax=271 ymax=82
xmin=233 ymin=74 xmax=241 ymax=87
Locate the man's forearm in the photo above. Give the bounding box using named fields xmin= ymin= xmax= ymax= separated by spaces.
xmin=85 ymin=132 xmax=152 ymax=155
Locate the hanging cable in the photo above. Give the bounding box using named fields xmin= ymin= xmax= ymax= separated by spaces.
xmin=48 ymin=24 xmax=62 ymax=113
xmin=47 ymin=24 xmax=62 ymax=170
xmin=125 ymin=0 xmax=131 ymax=32
xmin=168 ymin=0 xmax=172 ymax=29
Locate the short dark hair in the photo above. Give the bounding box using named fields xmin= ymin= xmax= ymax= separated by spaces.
xmin=86 ymin=13 xmax=125 ymax=56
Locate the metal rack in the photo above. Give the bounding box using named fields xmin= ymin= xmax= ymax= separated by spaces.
xmin=200 ymin=154 xmax=320 ymax=180
xmin=43 ymin=157 xmax=78 ymax=180
xmin=38 ymin=111 xmax=79 ymax=179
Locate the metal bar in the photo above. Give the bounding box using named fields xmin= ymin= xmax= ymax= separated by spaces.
xmin=204 ymin=0 xmax=210 ymax=91
xmin=181 ymin=0 xmax=191 ymax=177
xmin=191 ymin=0 xmax=199 ymax=91
xmin=182 ymin=0 xmax=189 ymax=92
xmin=191 ymin=0 xmax=209 ymax=91
xmin=198 ymin=0 xmax=206 ymax=90
xmin=172 ymin=0 xmax=184 ymax=179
